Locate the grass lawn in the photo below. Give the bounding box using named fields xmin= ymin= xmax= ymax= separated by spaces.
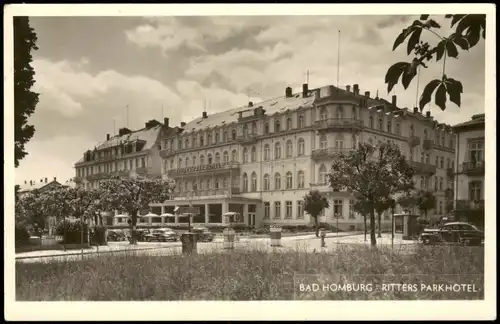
xmin=16 ymin=245 xmax=483 ymax=301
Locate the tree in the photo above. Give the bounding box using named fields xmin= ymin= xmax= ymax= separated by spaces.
xmin=415 ymin=189 xmax=437 ymax=220
xmin=100 ymin=178 xmax=172 ymax=244
xmin=352 ymin=195 xmax=373 ymax=242
xmin=385 ymin=14 xmax=485 ymax=112
xmin=303 ymin=190 xmax=330 ymax=238
xmin=374 ymin=198 xmax=393 ymax=238
xmin=16 ymin=191 xmax=47 ymax=229
xmin=14 ymin=17 xmax=39 ymax=167
xmin=397 ymin=190 xmax=418 ymax=213
xmin=329 ymin=143 xmax=415 ymax=246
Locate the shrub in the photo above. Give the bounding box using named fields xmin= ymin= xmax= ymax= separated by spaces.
xmin=15 ymin=224 xmax=30 ymax=247
xmin=55 ymin=218 xmax=89 ymax=244
xmin=90 ymin=226 xmax=107 ymax=246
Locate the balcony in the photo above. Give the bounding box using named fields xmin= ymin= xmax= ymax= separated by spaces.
xmin=446 ymin=167 xmax=454 ymax=178
xmin=410 ymin=161 xmax=437 ymax=175
xmin=159 ymin=148 xmax=176 ymax=158
xmin=460 ymin=161 xmax=485 ymax=175
xmin=455 ymin=199 xmax=485 ymax=211
xmin=311 ymin=148 xmax=353 ymax=160
xmin=423 ymin=139 xmax=434 ymax=150
xmin=167 ymin=162 xmax=241 ymax=177
xmin=314 ymin=118 xmax=363 ymax=132
xmin=170 ymin=187 xmax=241 ymax=200
xmin=408 ymin=136 xmax=421 ymax=147
xmin=236 ymin=133 xmax=259 ymax=144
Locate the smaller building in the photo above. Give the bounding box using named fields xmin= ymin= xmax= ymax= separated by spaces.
xmin=451 ymin=113 xmax=485 ymax=227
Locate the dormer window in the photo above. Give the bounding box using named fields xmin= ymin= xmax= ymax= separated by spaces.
xmin=275 ymin=119 xmax=281 ymax=132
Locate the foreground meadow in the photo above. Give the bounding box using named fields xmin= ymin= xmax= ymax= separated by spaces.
xmin=16 ymin=245 xmax=484 ymax=300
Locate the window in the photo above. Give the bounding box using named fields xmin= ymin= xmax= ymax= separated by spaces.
xmin=274 ymin=202 xmax=281 ymax=219
xmin=396 ymin=123 xmax=401 ymax=135
xmin=349 ymin=200 xmax=356 ymax=219
xmin=297 ymin=200 xmax=304 ymax=219
xmin=434 ymin=176 xmax=438 ymax=191
xmin=423 ymin=129 xmax=428 ymax=140
xmin=469 ymin=181 xmax=482 ymax=201
xmin=251 ymin=146 xmax=257 ymax=162
xmin=440 ymin=157 xmax=444 ymax=169
xmin=333 ymin=199 xmax=343 ymax=219
xmin=252 ymin=122 xmax=257 ymax=134
xmin=441 ymin=135 xmax=445 ymax=146
xmin=264 ymin=174 xmax=270 ymax=190
xmin=420 ymin=176 xmax=425 ymax=189
xmin=319 ymin=164 xmax=327 ymax=185
xmin=179 ymin=139 xmax=183 ymax=150
xmin=185 ymin=138 xmax=189 ymax=149
xmin=352 ymin=107 xmax=358 ymax=120
xmin=207 ymin=154 xmax=213 ymax=164
xmin=352 ymin=134 xmax=357 ymax=149
xmin=320 ymin=134 xmax=327 ymax=149
xmin=298 ymin=115 xmax=305 ymax=128
xmin=206 ymin=179 xmax=211 ymax=189
xmin=387 ymin=120 xmax=392 ymax=133
xmin=439 ymin=177 xmax=444 ymax=190
xmin=200 ymin=155 xmax=205 ymax=165
xmin=251 ymin=172 xmax=257 ymax=192
xmin=469 ymin=141 xmax=484 ymax=162
xmin=264 ymin=202 xmax=270 ymax=219
xmin=264 ymin=123 xmax=269 ymax=134
xmin=275 ymin=173 xmax=281 ymax=190
xmin=275 ymin=142 xmax=282 ymax=159
xmin=215 ymin=152 xmax=220 ymax=163
xmin=129 ymin=160 xmax=133 ymax=170
xmin=285 ymin=201 xmax=293 ymax=219
xmin=264 ymin=144 xmax=270 ymax=161
xmin=420 ymin=152 xmax=425 ymax=163
xmin=192 ymin=156 xmax=197 ymax=166
xmin=223 ymin=151 xmax=229 ymax=163
xmin=410 ymin=124 xmax=415 ymax=136
xmin=297 ymin=171 xmax=305 ymax=189
xmin=286 ymin=118 xmax=292 ymax=130
xmin=170 ymin=160 xmax=174 ymax=169
xmin=335 ymin=135 xmax=344 ymax=149
xmin=178 ymin=158 xmax=182 ymax=168
xmin=320 ymin=107 xmax=328 ymax=120
xmin=215 ymin=132 xmax=219 ymax=144
xmin=275 ymin=119 xmax=281 ymax=132
xmin=243 ymin=148 xmax=248 ymax=163
xmin=286 ymin=172 xmax=293 ymax=189
xmin=438 ymin=201 xmax=443 ymax=214
xmin=223 ymin=178 xmax=228 ymax=188
xmin=425 ymin=154 xmax=430 ymax=164
xmin=435 ymin=156 xmax=439 ymax=166
xmin=242 ymin=173 xmax=248 ymax=192
xmin=369 ymin=115 xmax=374 ymax=128
xmin=378 ymin=118 xmax=383 ymax=130
xmin=286 ymin=140 xmax=293 ymax=157
xmin=207 ymin=133 xmax=212 ymax=145
xmin=231 ymin=150 xmax=237 ymax=162
xmin=231 ymin=129 xmax=236 ymax=140
xmin=200 ymin=135 xmax=204 ymax=147
xmin=223 ymin=131 xmax=228 ymax=142
xmin=243 ymin=124 xmax=248 ymax=136
xmin=297 ymin=138 xmax=305 ymax=156
xmin=336 ymin=105 xmax=344 ymax=119
xmin=185 ymin=157 xmax=190 ymax=167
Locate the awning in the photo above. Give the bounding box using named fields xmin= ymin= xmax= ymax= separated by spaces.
xmin=161 ymin=213 xmax=175 ymax=217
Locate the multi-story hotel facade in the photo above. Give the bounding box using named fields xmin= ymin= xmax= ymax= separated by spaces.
xmin=152 ymin=83 xmax=456 ymax=230
xmin=451 ymin=113 xmax=485 ymax=227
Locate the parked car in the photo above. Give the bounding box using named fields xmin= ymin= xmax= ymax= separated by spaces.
xmin=144 ymin=228 xmax=178 ymax=242
xmin=191 ymin=227 xmax=216 ymax=242
xmin=135 ymin=229 xmax=151 ymax=242
xmin=419 ymin=222 xmax=484 ymax=246
xmin=107 ymin=229 xmax=127 ymax=242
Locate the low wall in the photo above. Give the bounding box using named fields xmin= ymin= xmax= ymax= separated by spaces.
xmin=15 ymin=243 xmax=92 ymax=253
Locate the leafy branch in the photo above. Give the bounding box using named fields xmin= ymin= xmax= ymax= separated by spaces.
xmin=385 ymin=14 xmax=485 ymax=112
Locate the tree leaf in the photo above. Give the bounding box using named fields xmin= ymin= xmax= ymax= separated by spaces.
xmin=446 ymin=41 xmax=459 ymax=58
xmin=392 ymin=28 xmax=412 ymax=51
xmin=445 ymin=14 xmax=453 ymax=19
xmin=451 ymin=14 xmax=467 ymax=27
xmin=435 ymin=40 xmax=446 ymax=61
xmin=385 ymin=62 xmax=410 ymax=93
xmin=423 ymin=19 xmax=441 ymax=29
xmin=419 ymin=79 xmax=442 ymax=111
xmin=446 ymin=78 xmax=463 ymax=107
xmin=466 ymin=24 xmax=481 ymax=48
xmin=434 ymin=83 xmax=447 ymax=111
xmin=452 ymin=35 xmax=470 ymax=50
xmin=402 ymin=62 xmax=417 ymax=89
xmin=407 ymin=28 xmax=422 ymax=55
xmin=420 ymin=14 xmax=429 ymax=21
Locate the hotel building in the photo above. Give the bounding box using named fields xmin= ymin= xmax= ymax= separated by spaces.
xmin=451 ymin=113 xmax=485 ymax=227
xmin=152 ymin=83 xmax=455 ymax=230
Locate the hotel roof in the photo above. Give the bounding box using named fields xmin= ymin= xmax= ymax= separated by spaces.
xmin=452 ymin=113 xmax=485 ymax=131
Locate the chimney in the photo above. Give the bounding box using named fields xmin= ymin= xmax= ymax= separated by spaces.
xmin=45 ymin=177 xmax=48 ymax=183
xmin=106 ymin=134 xmax=110 ymax=140
xmin=24 ymin=180 xmax=27 ymax=184
xmin=248 ymin=101 xmax=253 ymax=107
xmin=29 ymin=180 xmax=32 ymax=186
xmin=285 ymin=86 xmax=293 ymax=98
xmin=353 ymin=84 xmax=359 ymax=95
xmin=302 ymin=83 xmax=308 ymax=98
xmin=364 ymin=91 xmax=370 ymax=98
xmin=40 ymin=179 xmax=43 ymax=183
xmin=180 ymin=122 xmax=186 ymax=127
xmin=346 ymin=85 xmax=351 ymax=92
xmin=163 ymin=117 xmax=169 ymax=127
xmin=413 ymin=107 xmax=419 ymax=113
xmin=392 ymin=95 xmax=397 ymax=106
xmin=54 ymin=177 xmax=56 ymax=181
xmin=426 ymin=111 xmax=431 ymax=118
xmin=202 ymin=111 xmax=207 ymax=118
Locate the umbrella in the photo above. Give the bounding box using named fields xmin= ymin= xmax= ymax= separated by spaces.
xmin=143 ymin=212 xmax=159 ymax=218
xmin=222 ymin=212 xmax=239 ymax=217
xmin=161 ymin=213 xmax=176 ymax=217
xmin=114 ymin=214 xmax=127 ymax=218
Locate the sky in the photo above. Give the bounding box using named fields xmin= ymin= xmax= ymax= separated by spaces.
xmin=15 ymin=14 xmax=486 ymax=185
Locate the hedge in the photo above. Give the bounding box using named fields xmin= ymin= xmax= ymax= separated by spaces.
xmin=55 ymin=218 xmax=89 ymax=244
xmin=15 ymin=224 xmax=30 ymax=247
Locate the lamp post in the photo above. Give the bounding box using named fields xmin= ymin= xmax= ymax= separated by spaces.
xmin=334 ymin=213 xmax=340 ymax=236
xmin=389 ymin=199 xmax=396 ymax=250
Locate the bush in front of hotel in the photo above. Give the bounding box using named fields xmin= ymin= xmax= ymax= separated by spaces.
xmin=54 ymin=218 xmax=89 ymax=244
xmin=15 ymin=224 xmax=31 ymax=247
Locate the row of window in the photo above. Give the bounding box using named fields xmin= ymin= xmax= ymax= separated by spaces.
xmin=77 ymin=157 xmax=146 ymax=178
xmin=417 ymin=175 xmax=450 ymax=191
xmin=262 ymin=199 xmax=359 ymax=220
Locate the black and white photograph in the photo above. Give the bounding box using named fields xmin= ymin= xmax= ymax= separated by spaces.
xmin=4 ymin=3 xmax=496 ymax=321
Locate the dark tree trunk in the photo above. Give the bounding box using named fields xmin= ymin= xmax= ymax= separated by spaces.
xmin=363 ymin=215 xmax=367 ymax=242
xmin=314 ymin=216 xmax=319 ymax=237
xmin=377 ymin=212 xmax=382 ymax=238
xmin=129 ymin=210 xmax=138 ymax=245
xmin=370 ymin=205 xmax=377 ymax=246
